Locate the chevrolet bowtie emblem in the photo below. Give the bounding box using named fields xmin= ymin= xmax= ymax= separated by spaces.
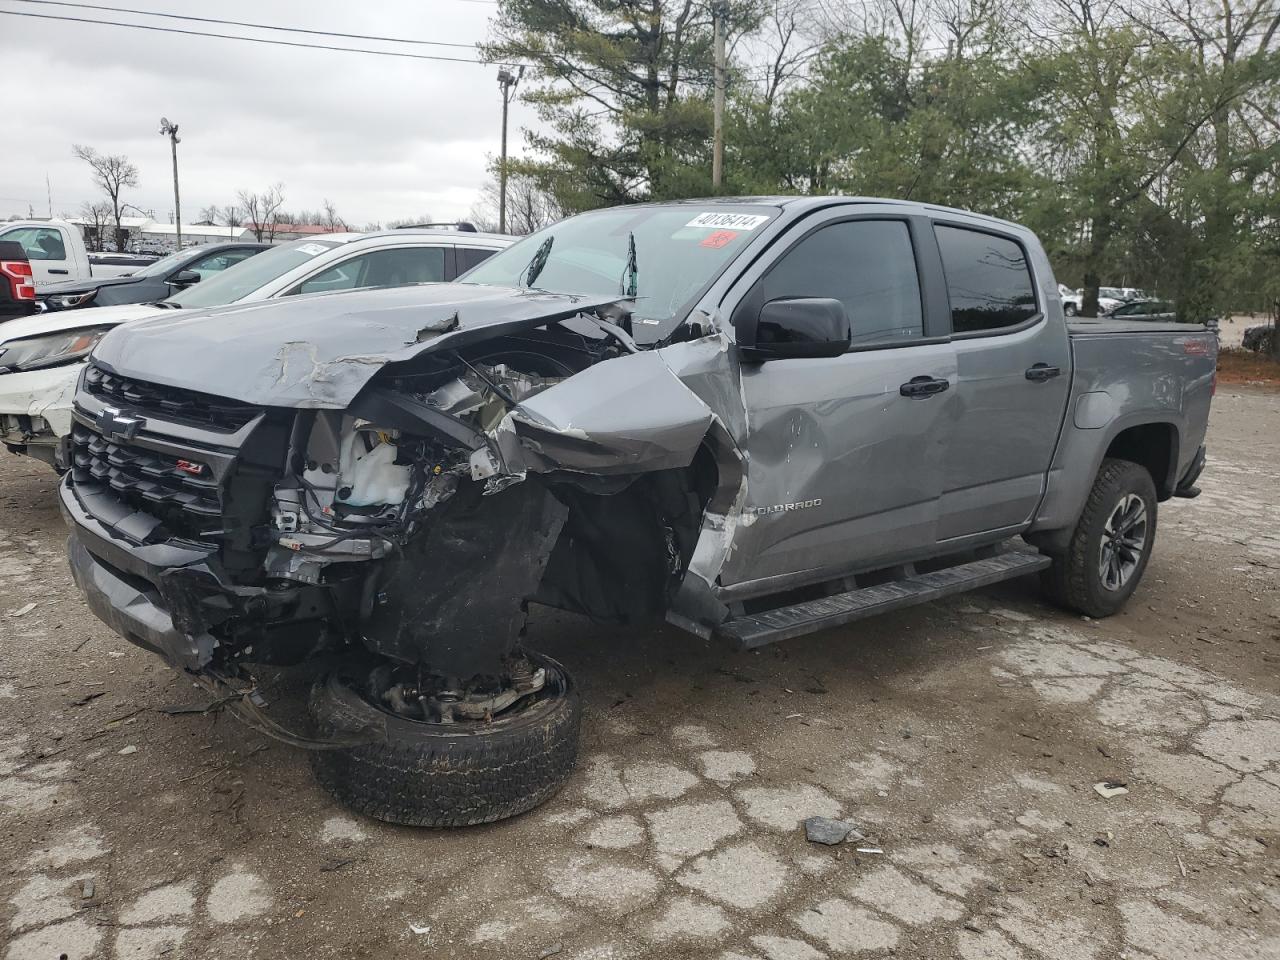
xmin=96 ymin=406 xmax=143 ymax=442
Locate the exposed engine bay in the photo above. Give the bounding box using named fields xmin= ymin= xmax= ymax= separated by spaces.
xmin=209 ymin=328 xmax=718 ymax=705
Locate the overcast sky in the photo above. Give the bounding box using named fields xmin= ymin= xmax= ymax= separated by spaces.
xmin=1 ymin=0 xmax=540 ymax=225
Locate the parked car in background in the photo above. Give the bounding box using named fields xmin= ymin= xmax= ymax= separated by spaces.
xmin=1060 ymin=284 xmax=1123 ymax=317
xmin=1106 ymin=299 xmax=1177 ymax=322
xmin=1243 ymin=323 xmax=1275 ymax=352
xmin=59 ymin=197 xmax=1215 ymax=827
xmin=0 ymin=228 xmax=513 ymax=469
xmin=35 ymin=242 xmax=269 ymax=312
xmin=0 ymin=219 xmax=143 ymax=287
xmin=0 ymin=241 xmax=37 ymax=324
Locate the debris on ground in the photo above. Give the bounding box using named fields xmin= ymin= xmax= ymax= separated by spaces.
xmin=8 ymin=602 xmax=37 ymax=618
xmin=117 ymin=745 xmax=138 ymax=756
xmin=537 ymin=945 xmax=564 ymax=959
xmin=804 ymin=816 xmax=866 ymax=845
xmin=81 ymin=879 xmax=95 ymax=899
xmin=855 ymin=847 xmax=885 ymax=854
xmin=1093 ymin=781 xmax=1129 ymax=799
xmin=408 ymin=922 xmax=431 ymax=936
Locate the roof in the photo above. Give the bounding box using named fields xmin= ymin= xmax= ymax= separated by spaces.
xmin=628 ymin=195 xmax=1027 ymax=231
xmin=363 ymin=228 xmax=514 ymax=244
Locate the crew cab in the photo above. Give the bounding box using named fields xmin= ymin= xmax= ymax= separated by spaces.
xmin=60 ymin=197 xmax=1215 ymax=827
xmin=0 ymin=229 xmax=512 ymax=469
xmin=35 ymin=242 xmax=269 ymax=313
xmin=0 ymin=219 xmax=143 ymax=288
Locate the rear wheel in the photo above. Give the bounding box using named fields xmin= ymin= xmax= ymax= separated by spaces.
xmin=309 ymin=650 xmax=580 ymax=827
xmin=1042 ymin=458 xmax=1157 ymax=617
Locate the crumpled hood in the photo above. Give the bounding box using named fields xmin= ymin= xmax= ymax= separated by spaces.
xmin=90 ymin=283 xmax=623 ymax=408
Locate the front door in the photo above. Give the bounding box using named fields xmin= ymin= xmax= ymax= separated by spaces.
xmin=719 ymin=215 xmax=958 ymax=588
xmin=931 ymin=222 xmax=1072 ymax=541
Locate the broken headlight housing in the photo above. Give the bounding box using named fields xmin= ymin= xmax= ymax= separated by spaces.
xmin=0 ymin=325 xmax=112 ymax=372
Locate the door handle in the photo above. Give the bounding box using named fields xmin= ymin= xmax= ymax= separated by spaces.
xmin=49 ymin=268 xmax=69 ymax=275
xmin=1025 ymin=363 xmax=1061 ymax=382
xmin=899 ymin=375 xmax=950 ymax=398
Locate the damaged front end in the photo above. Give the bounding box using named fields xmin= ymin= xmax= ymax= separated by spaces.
xmin=61 ymin=288 xmax=740 ymax=729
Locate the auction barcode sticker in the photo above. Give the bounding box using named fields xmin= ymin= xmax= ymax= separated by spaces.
xmin=685 ymin=212 xmax=771 ymax=231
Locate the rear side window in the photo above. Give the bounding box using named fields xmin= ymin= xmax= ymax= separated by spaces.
xmin=757 ymin=219 xmax=924 ymax=346
xmin=456 ymin=246 xmax=498 ymax=275
xmin=934 ymin=225 xmax=1038 ymax=333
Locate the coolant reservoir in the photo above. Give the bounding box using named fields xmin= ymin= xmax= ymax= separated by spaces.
xmin=336 ymin=432 xmax=412 ymax=507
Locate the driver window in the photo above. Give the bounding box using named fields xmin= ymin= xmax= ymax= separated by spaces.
xmin=757 ymin=220 xmax=924 ymax=347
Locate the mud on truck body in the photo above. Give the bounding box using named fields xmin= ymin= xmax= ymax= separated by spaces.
xmin=60 ymin=198 xmax=1215 ymax=825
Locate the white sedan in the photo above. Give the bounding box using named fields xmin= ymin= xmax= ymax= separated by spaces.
xmin=0 ymin=228 xmax=513 ymax=468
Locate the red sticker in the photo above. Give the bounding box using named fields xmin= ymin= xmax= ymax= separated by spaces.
xmin=700 ymin=229 xmax=739 ymax=249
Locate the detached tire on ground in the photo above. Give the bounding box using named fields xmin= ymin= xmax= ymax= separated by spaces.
xmin=1042 ymin=457 xmax=1158 ymax=618
xmin=308 ymin=653 xmax=581 ymax=827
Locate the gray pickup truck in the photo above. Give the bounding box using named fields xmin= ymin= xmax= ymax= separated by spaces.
xmin=60 ymin=197 xmax=1215 ymax=826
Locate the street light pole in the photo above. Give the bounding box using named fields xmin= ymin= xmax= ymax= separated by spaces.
xmin=497 ymin=66 xmax=523 ymax=234
xmin=159 ymin=117 xmax=182 ymax=250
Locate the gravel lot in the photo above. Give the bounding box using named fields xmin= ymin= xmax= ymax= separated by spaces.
xmin=2 ymin=388 xmax=1278 ymax=960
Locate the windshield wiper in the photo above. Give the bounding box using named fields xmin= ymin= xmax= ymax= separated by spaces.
xmin=520 ymin=235 xmax=553 ymax=289
xmin=620 ymin=230 xmax=638 ymax=298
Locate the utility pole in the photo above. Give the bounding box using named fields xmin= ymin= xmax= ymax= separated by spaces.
xmin=496 ymin=66 xmax=524 ymax=234
xmin=712 ymin=1 xmax=728 ymax=190
xmin=159 ymin=117 xmax=182 ymax=249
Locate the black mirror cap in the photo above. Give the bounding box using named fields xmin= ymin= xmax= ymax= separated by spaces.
xmin=168 ymin=269 xmax=201 ymax=286
xmin=741 ymin=297 xmax=851 ymax=361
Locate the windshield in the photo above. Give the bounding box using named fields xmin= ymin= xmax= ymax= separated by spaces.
xmin=166 ymin=238 xmax=345 ymax=307
xmin=459 ymin=205 xmax=779 ymax=339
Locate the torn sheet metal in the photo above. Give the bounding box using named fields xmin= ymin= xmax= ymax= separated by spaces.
xmin=502 ymin=350 xmax=716 ymax=476
xmin=90 ymin=283 xmax=625 ymax=408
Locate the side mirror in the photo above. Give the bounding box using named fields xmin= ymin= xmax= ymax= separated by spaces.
xmin=168 ymin=269 xmax=201 ymax=288
xmin=740 ymin=297 xmax=851 ymax=361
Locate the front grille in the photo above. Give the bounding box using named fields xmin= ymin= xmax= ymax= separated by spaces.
xmin=85 ymin=363 xmax=260 ymax=431
xmin=70 ymin=425 xmax=220 ymax=540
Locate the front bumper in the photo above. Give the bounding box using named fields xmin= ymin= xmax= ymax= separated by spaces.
xmin=0 ymin=364 xmax=80 ymax=467
xmin=60 ymin=476 xmax=221 ymax=669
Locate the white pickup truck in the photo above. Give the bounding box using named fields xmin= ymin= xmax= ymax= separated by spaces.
xmin=0 ymin=220 xmax=140 ymax=287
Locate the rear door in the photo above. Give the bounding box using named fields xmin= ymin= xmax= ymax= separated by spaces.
xmin=721 ymin=212 xmax=958 ymax=587
xmin=932 ymin=222 xmax=1072 ymax=541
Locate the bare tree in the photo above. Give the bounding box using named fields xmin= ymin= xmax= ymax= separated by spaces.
xmin=198 ymin=205 xmax=220 ymax=225
xmin=237 ymin=184 xmax=286 ymax=242
xmin=321 ymin=198 xmax=346 ymax=231
xmin=218 ymin=204 xmax=244 ymax=227
xmin=72 ymin=144 xmax=138 ymax=251
xmin=77 ymin=200 xmax=112 ymax=252
xmin=470 ymin=173 xmax=561 ymax=235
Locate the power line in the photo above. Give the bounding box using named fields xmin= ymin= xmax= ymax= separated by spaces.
xmin=7 ymin=0 xmax=482 ymax=50
xmin=0 ymin=8 xmax=518 ymax=65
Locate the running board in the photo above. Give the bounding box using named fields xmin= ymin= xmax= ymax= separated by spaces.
xmin=715 ymin=551 xmax=1052 ymax=649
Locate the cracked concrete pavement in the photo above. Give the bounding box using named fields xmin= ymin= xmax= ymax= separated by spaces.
xmin=1 ymin=387 xmax=1277 ymax=959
